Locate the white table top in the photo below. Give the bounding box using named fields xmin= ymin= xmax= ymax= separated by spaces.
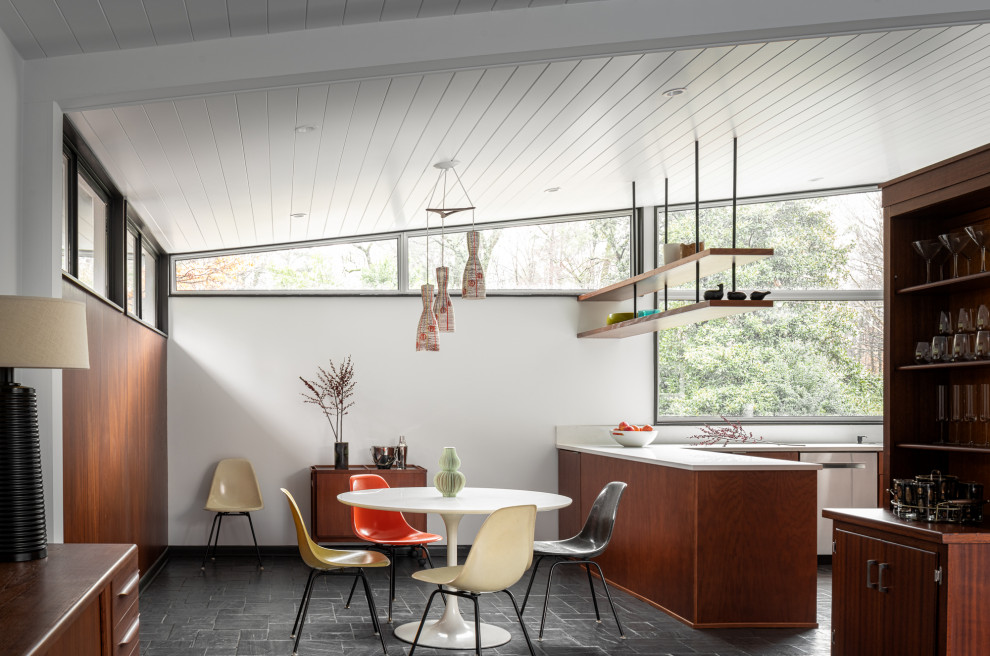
xmin=337 ymin=486 xmax=572 ymax=514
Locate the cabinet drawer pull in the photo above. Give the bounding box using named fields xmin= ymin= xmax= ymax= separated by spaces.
xmin=878 ymin=562 xmax=889 ymax=592
xmin=820 ymin=463 xmax=866 ymax=469
xmin=118 ymin=571 xmax=139 ymax=598
xmin=866 ymin=559 xmax=878 ymax=589
xmin=118 ymin=615 xmax=140 ymax=647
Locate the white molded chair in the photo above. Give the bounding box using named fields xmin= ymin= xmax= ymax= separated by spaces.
xmin=201 ymin=458 xmax=264 ymax=569
xmin=408 ymin=504 xmax=538 ymax=656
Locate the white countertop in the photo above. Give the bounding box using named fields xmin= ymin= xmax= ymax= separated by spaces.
xmin=558 ymin=443 xmax=823 ymax=471
xmin=691 ymin=442 xmax=882 ymax=453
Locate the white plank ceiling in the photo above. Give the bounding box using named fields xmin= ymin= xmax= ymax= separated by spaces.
xmin=58 ymin=21 xmax=990 ymax=254
xmin=0 ymin=0 xmax=600 ymax=59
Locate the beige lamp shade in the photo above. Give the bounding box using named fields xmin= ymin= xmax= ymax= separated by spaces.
xmin=0 ymin=295 xmax=90 ymax=369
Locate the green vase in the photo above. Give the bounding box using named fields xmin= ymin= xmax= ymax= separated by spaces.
xmin=434 ymin=447 xmax=466 ymax=497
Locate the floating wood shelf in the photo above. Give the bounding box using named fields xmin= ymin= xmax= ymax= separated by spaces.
xmin=577 ymin=248 xmax=774 ymax=302
xmin=897 ymin=270 xmax=990 ymax=295
xmin=899 ymin=360 xmax=990 ymax=371
xmin=577 ymin=300 xmax=773 ymax=338
xmin=897 ymin=443 xmax=990 ymax=453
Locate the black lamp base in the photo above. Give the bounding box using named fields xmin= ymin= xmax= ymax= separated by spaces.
xmin=0 ymin=374 xmax=48 ymax=562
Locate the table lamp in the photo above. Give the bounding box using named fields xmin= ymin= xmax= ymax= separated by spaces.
xmin=0 ymin=295 xmax=89 ymax=562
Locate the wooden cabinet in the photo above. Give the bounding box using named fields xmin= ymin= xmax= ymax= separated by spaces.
xmin=881 ymin=143 xmax=990 ymax=493
xmin=825 ymin=508 xmax=990 ymax=655
xmin=310 ymin=465 xmax=428 ymax=543
xmin=0 ymin=543 xmax=140 ymax=656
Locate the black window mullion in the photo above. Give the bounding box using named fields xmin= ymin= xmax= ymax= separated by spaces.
xmin=65 ymin=149 xmax=78 ymax=278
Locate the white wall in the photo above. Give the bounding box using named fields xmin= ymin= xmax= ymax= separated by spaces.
xmin=168 ymin=295 xmax=653 ymax=546
xmin=0 ymin=28 xmax=19 ymax=295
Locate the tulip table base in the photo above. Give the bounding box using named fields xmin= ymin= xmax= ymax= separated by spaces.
xmin=392 ymin=512 xmax=510 ymax=649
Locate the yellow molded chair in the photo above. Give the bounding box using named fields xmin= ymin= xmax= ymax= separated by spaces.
xmin=201 ymin=458 xmax=264 ymax=570
xmin=281 ymin=488 xmax=391 ymax=655
xmin=408 ymin=504 xmax=538 ymax=656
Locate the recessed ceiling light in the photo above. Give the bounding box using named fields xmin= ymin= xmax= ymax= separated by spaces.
xmin=544 ymin=187 xmax=561 ymax=193
xmin=295 ymin=125 xmax=316 ymax=133
xmin=662 ymin=88 xmax=686 ymax=97
xmin=290 ymin=212 xmax=307 ymax=219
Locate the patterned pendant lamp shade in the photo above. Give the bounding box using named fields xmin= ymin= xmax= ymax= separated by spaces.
xmin=416 ymin=284 xmax=440 ymax=351
xmin=433 ymin=266 xmax=455 ymax=332
xmin=461 ymin=230 xmax=486 ymax=299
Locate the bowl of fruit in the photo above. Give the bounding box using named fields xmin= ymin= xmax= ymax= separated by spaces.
xmin=609 ymin=422 xmax=656 ymax=447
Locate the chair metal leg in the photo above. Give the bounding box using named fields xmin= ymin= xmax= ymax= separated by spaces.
xmin=409 ymin=588 xmax=442 ymax=656
xmin=358 ymin=569 xmax=389 ymax=654
xmin=472 ymin=594 xmax=482 ymax=656
xmin=387 ymin=546 xmax=396 ymax=622
xmin=503 ymin=589 xmax=537 ymax=656
xmin=588 ymin=561 xmax=625 ymax=638
xmin=291 ymin=569 xmax=317 ymax=638
xmin=210 ymin=513 xmax=224 ymax=561
xmin=520 ymin=555 xmax=546 ymax=613
xmin=201 ymin=513 xmax=220 ymax=570
xmin=539 ymin=560 xmax=566 ymax=640
xmin=345 ymin=574 xmax=359 ymax=608
xmin=245 ymin=512 xmax=264 ymax=570
xmin=585 ymin=562 xmax=602 ymax=622
xmin=292 ymin=569 xmax=319 ymax=656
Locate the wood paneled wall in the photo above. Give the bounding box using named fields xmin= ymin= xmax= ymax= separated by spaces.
xmin=62 ymin=280 xmax=167 ymax=574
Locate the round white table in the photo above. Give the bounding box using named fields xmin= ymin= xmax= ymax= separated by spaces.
xmin=336 ymin=486 xmax=571 ymax=650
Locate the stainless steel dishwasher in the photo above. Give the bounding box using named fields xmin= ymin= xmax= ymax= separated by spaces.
xmin=800 ymin=451 xmax=879 ymax=555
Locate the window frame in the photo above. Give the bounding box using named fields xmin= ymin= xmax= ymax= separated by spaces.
xmin=653 ymin=185 xmax=883 ymax=426
xmin=169 ymin=209 xmax=636 ymax=297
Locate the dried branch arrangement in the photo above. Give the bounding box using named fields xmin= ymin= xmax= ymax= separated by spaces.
xmin=689 ymin=416 xmax=765 ymax=446
xmin=300 ymin=356 xmax=356 ymax=443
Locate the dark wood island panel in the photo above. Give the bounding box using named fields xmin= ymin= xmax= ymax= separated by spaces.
xmin=559 ymin=449 xmax=818 ymax=628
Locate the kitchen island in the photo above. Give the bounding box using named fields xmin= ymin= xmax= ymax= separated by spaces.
xmin=557 ymin=440 xmax=821 ymax=628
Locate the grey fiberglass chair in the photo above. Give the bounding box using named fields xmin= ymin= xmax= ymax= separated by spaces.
xmin=520 ymin=481 xmax=627 ymax=640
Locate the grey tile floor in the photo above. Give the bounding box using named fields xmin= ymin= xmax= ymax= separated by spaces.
xmin=139 ymin=551 xmax=832 ymax=656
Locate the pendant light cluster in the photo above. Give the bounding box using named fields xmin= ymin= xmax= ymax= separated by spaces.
xmin=416 ymin=161 xmax=487 ymax=352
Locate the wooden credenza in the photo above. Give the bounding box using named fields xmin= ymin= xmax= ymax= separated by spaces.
xmin=825 ymin=508 xmax=990 ymax=656
xmin=310 ymin=465 xmax=428 ymax=543
xmin=0 ymin=543 xmax=140 ymax=656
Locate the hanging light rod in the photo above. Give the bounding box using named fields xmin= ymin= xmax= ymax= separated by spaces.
xmin=427 ymin=161 xmax=475 ymax=218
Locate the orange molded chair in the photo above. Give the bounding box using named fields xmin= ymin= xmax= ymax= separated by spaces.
xmin=201 ymin=458 xmax=264 ymax=570
xmin=281 ymin=488 xmax=390 ymax=655
xmin=346 ymin=473 xmax=443 ymax=622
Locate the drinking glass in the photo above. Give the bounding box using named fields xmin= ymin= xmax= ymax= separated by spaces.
xmin=952 ymin=333 xmax=972 ymax=361
xmin=936 ymin=384 xmax=948 ymax=444
xmin=979 ymin=304 xmax=990 ymax=331
xmin=938 ymin=310 xmax=953 ymax=335
xmin=977 ymin=331 xmax=990 ymax=359
xmin=931 ymin=335 xmax=949 ymax=362
xmin=939 ymin=232 xmax=970 ymax=278
xmin=912 ymin=239 xmax=944 ymax=284
xmin=951 ymin=384 xmax=963 ymax=444
xmin=981 ymin=383 xmax=990 ymax=446
xmin=915 ymin=341 xmax=932 ymax=363
xmin=959 ymin=307 xmax=975 ymax=333
xmin=965 ymin=225 xmax=990 ymax=273
xmin=965 ymin=384 xmax=978 ymax=444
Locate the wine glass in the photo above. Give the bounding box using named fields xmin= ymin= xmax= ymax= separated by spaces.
xmin=936 ymin=384 xmax=948 ymax=444
xmin=915 ymin=341 xmax=932 ymax=363
xmin=952 ymin=333 xmax=972 ymax=361
xmin=959 ymin=307 xmax=975 ymax=333
xmin=965 ymin=384 xmax=978 ymax=444
xmin=939 ymin=310 xmax=953 ymax=335
xmin=912 ymin=239 xmax=944 ymax=284
xmin=976 ymin=331 xmax=990 ymax=359
xmin=965 ymin=225 xmax=990 ymax=273
xmin=978 ymin=304 xmax=990 ymax=331
xmin=939 ymin=232 xmax=970 ymax=278
xmin=931 ymin=335 xmax=949 ymax=362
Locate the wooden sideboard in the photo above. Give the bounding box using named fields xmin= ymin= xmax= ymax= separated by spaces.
xmin=0 ymin=543 xmax=140 ymax=656
xmin=310 ymin=465 xmax=428 ymax=542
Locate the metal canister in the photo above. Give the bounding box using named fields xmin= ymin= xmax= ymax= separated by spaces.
xmin=915 ymin=472 xmax=958 ymax=502
xmin=957 ymin=481 xmax=984 ymax=501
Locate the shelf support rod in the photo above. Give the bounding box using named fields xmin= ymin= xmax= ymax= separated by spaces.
xmin=732 ymin=137 xmax=737 ymax=292
xmin=695 ymin=140 xmax=700 ymax=304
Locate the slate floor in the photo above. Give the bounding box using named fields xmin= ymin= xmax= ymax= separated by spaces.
xmin=139 ymin=551 xmax=832 ymax=656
